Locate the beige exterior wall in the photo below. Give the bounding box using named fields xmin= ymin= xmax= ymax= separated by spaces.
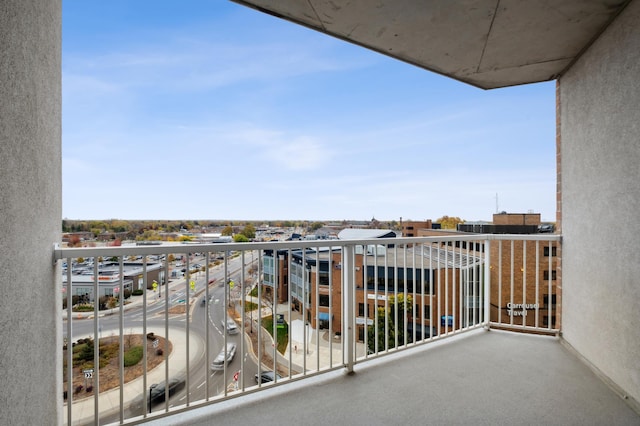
xmin=0 ymin=2 xmax=62 ymax=424
xmin=559 ymin=0 xmax=640 ymax=404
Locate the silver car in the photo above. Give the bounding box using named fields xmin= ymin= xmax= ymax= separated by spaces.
xmin=223 ymin=318 xmax=239 ymax=335
xmin=210 ymin=343 xmax=237 ymax=370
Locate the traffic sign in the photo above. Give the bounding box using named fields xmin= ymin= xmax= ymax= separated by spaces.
xmin=83 ymin=369 xmax=94 ymax=379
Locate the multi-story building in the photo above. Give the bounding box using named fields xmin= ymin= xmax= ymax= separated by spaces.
xmin=261 ymin=241 xmax=483 ymax=344
xmin=400 ymin=220 xmax=433 ymax=237
xmin=417 ymin=212 xmax=560 ymax=331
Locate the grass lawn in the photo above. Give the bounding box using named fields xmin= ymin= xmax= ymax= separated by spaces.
xmin=262 ymin=316 xmax=289 ymax=354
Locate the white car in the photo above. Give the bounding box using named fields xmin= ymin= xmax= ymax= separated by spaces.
xmin=224 ymin=318 xmax=239 ymax=335
xmin=210 ymin=343 xmax=237 ymax=370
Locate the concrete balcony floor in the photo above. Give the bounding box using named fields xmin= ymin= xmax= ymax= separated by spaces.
xmin=145 ymin=329 xmax=639 ymax=426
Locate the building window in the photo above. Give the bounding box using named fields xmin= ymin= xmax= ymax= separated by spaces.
xmin=422 ymin=305 xmax=431 ymax=319
xmin=544 ymin=246 xmax=557 ymax=257
xmin=543 ymin=315 xmax=557 ymax=326
xmin=358 ymin=303 xmax=365 ymax=316
xmin=319 ymin=294 xmax=330 ymax=307
xmin=543 ymin=294 xmax=557 ymax=306
xmin=319 ymin=273 xmax=329 ymax=286
xmin=543 ymin=270 xmax=557 ymax=281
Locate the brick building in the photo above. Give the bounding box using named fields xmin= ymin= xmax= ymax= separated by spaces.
xmin=261 ymin=243 xmax=483 ymax=344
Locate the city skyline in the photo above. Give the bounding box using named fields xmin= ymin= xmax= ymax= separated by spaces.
xmin=62 ymin=1 xmax=556 ymax=222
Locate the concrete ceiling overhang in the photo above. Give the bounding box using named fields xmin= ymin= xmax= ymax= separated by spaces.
xmin=232 ymin=0 xmax=631 ymax=89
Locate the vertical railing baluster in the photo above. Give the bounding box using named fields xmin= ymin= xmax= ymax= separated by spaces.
xmin=65 ymin=257 xmax=73 ymax=426
xmin=119 ymin=258 xmax=126 ymax=421
xmin=205 ymin=251 xmax=210 ymax=400
xmin=92 ymin=260 xmax=99 ymax=422
xmin=484 ymin=238 xmax=491 ymax=327
xmin=185 ymin=254 xmax=191 ymax=406
xmin=498 ymin=240 xmax=503 ymax=325
xmin=343 ymin=244 xmax=355 ymax=373
xmin=315 ymin=246 xmax=320 ymax=371
xmin=535 ymin=241 xmax=540 ymax=329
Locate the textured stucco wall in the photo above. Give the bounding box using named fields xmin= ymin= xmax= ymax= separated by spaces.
xmin=559 ymin=0 xmax=640 ymax=405
xmin=0 ymin=1 xmax=62 ymax=424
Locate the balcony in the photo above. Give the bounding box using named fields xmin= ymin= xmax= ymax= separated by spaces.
xmin=55 ymin=235 xmax=639 ymax=425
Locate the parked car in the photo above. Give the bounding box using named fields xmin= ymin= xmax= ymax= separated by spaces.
xmin=255 ymin=371 xmax=282 ymax=383
xmin=210 ymin=343 xmax=237 ymax=370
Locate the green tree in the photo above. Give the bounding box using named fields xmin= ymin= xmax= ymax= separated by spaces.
xmin=309 ymin=222 xmax=324 ymax=232
xmin=367 ymin=294 xmax=413 ymax=353
xmin=137 ymin=230 xmax=160 ymax=241
xmin=233 ymin=234 xmax=249 ymax=243
xmin=436 ymin=215 xmax=464 ymax=230
xmin=221 ymin=226 xmax=233 ymax=236
xmin=78 ymin=338 xmax=95 ymax=362
xmin=240 ymin=224 xmax=256 ymax=239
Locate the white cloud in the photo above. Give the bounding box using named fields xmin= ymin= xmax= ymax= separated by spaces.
xmin=265 ymin=136 xmax=332 ymax=171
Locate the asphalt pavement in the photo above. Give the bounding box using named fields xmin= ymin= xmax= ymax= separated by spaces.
xmin=63 ymin=281 xmax=348 ymax=425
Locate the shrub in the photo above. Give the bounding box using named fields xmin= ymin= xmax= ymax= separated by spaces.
xmin=123 ymin=345 xmax=143 ymax=367
xmin=132 ymin=289 xmax=144 ymax=296
xmin=74 ymin=304 xmax=94 ymax=312
xmin=106 ymin=297 xmax=117 ymax=309
xmin=62 ymin=295 xmax=81 ymax=309
xmin=76 ymin=339 xmax=94 ymax=362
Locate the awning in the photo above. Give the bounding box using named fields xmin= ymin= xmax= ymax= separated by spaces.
xmin=318 ymin=312 xmax=330 ymax=321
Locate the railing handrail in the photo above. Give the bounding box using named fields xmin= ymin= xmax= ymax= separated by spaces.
xmin=54 ymin=234 xmax=562 ymax=259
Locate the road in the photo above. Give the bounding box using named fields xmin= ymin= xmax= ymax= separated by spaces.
xmin=68 ymin=251 xmax=261 ymax=422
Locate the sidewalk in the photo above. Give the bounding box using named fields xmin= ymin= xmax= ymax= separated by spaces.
xmin=242 ymin=296 xmax=364 ymax=375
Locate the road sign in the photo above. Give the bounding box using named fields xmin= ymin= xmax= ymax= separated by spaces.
xmin=152 ymin=280 xmax=158 ymax=291
xmin=83 ymin=369 xmax=94 ymax=379
xmin=190 ymin=280 xmax=196 ymax=291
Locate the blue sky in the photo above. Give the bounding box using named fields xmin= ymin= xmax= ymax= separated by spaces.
xmin=62 ymin=1 xmax=556 ymax=223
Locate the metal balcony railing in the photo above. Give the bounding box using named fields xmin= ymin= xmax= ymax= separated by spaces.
xmin=55 ymin=234 xmax=561 ymax=425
